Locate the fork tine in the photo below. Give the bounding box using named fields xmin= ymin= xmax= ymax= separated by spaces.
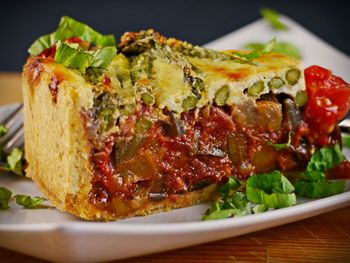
xmin=3 ymin=104 xmax=23 ymax=130
xmin=3 ymin=124 xmax=24 ymax=153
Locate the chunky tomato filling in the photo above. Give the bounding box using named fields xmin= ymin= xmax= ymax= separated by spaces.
xmin=83 ymin=65 xmax=350 ymax=207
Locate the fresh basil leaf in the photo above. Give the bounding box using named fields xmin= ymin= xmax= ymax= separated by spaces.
xmin=235 ymin=38 xmax=276 ymax=60
xmin=252 ymin=204 xmax=268 ymax=214
xmin=55 ymin=42 xmax=117 ymax=74
xmin=294 ymin=179 xmax=345 ymax=198
xmin=268 ymin=132 xmax=292 ymax=150
xmin=203 ymin=208 xmax=237 ymax=220
xmin=226 ymin=191 xmax=248 ymax=209
xmin=0 ymin=124 xmax=8 ymax=138
xmin=29 ymin=16 xmax=115 ymax=56
xmin=28 ymin=33 xmax=59 ymax=57
xmin=246 ymin=170 xmax=294 ymax=194
xmin=203 ymin=179 xmax=249 ymax=220
xmin=305 ymin=144 xmax=344 ymax=179
xmin=0 ymin=186 xmax=12 ymax=209
xmin=303 ymin=170 xmax=325 ymax=182
xmin=260 ymin=8 xmax=288 ymax=31
xmin=246 ymin=170 xmax=296 ymax=208
xmin=246 ymin=187 xmax=296 ymax=209
xmin=342 ymin=134 xmax=350 ymax=149
xmin=15 ymin=194 xmax=47 ymax=209
xmin=244 ymin=41 xmax=302 ymax=59
xmin=6 ymin=148 xmax=23 ymax=176
xmin=55 ymin=41 xmax=93 ymax=73
xmin=89 ymin=46 xmax=117 ymax=68
xmin=218 ymin=177 xmax=240 ymax=197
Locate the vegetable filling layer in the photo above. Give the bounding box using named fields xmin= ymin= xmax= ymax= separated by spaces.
xmin=83 ymin=94 xmax=317 ymax=207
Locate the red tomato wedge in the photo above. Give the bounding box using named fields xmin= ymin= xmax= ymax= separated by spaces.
xmin=303 ymin=65 xmax=350 ymax=146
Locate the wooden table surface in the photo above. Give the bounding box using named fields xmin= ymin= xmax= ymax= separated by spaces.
xmin=0 ymin=73 xmax=349 ymax=263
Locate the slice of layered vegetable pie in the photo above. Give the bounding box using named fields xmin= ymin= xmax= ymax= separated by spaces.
xmin=23 ymin=16 xmax=350 ymax=220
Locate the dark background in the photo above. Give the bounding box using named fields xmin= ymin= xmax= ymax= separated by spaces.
xmin=1 ymin=0 xmax=350 ymax=72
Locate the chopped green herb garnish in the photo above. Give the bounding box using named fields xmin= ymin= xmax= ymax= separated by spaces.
xmin=55 ymin=41 xmax=116 ymax=74
xmin=342 ymin=134 xmax=350 ymax=149
xmin=55 ymin=41 xmax=92 ymax=73
xmin=203 ymin=191 xmax=250 ymax=221
xmin=15 ymin=194 xmax=47 ymax=209
xmin=218 ymin=177 xmax=240 ymax=197
xmin=246 ymin=170 xmax=296 ymax=208
xmin=0 ymin=124 xmax=7 ymax=138
xmin=294 ymin=179 xmax=345 ymax=199
xmin=28 ymin=16 xmax=115 ymax=56
xmin=6 ymin=148 xmax=24 ymax=176
xmin=252 ymin=204 xmax=268 ymax=214
xmin=294 ymin=144 xmax=346 ymax=198
xmin=304 ymin=144 xmax=344 ymax=179
xmin=235 ymin=38 xmax=276 ymax=60
xmin=268 ymin=132 xmax=292 ymax=150
xmin=244 ymin=41 xmax=302 ymax=59
xmin=3 ymin=148 xmax=24 ymax=176
xmin=0 ymin=186 xmax=12 ymax=209
xmin=28 ymin=16 xmax=117 ymax=83
xmin=260 ymin=8 xmax=288 ymax=31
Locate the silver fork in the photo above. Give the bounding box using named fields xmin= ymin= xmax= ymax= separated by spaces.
xmin=0 ymin=104 xmax=24 ymax=154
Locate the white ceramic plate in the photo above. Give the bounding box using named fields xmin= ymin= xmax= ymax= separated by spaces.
xmin=1 ymin=16 xmax=350 ymax=262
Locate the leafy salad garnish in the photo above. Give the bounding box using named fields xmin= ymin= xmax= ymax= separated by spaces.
xmin=342 ymin=134 xmax=350 ymax=149
xmin=246 ymin=170 xmax=296 ymax=209
xmin=55 ymin=41 xmax=116 ymax=74
xmin=15 ymin=194 xmax=47 ymax=209
xmin=260 ymin=7 xmax=288 ymax=31
xmin=28 ymin=16 xmax=115 ymax=56
xmin=244 ymin=41 xmax=302 ymax=59
xmin=204 ymin=144 xmax=346 ymax=220
xmin=0 ymin=186 xmax=12 ymax=209
xmin=294 ymin=144 xmax=346 ymax=198
xmin=28 ymin=16 xmax=117 ymax=82
xmin=233 ymin=38 xmax=276 ymax=60
xmin=203 ymin=171 xmax=296 ymax=220
xmin=0 ymin=148 xmax=24 ymax=176
xmin=0 ymin=124 xmax=7 ymax=138
xmin=0 ymin=186 xmax=47 ymax=210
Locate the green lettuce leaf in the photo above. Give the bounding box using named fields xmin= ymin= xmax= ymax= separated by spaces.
xmin=89 ymin=46 xmax=117 ymax=68
xmin=203 ymin=192 xmax=250 ymax=221
xmin=55 ymin=41 xmax=93 ymax=73
xmin=244 ymin=41 xmax=302 ymax=59
xmin=294 ymin=144 xmax=346 ymax=198
xmin=246 ymin=170 xmax=296 ymax=208
xmin=218 ymin=177 xmax=240 ymax=197
xmin=342 ymin=134 xmax=350 ymax=149
xmin=6 ymin=148 xmax=24 ymax=176
xmin=252 ymin=204 xmax=268 ymax=214
xmin=203 ymin=179 xmax=250 ymax=221
xmin=55 ymin=41 xmax=117 ymax=74
xmin=236 ymin=38 xmax=276 ymax=60
xmin=0 ymin=186 xmax=12 ymax=209
xmin=15 ymin=194 xmax=47 ymax=209
xmin=0 ymin=124 xmax=8 ymax=138
xmin=294 ymin=179 xmax=345 ymax=198
xmin=304 ymin=144 xmax=344 ymax=180
xmin=260 ymin=8 xmax=288 ymax=31
xmin=29 ymin=16 xmax=115 ymax=56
